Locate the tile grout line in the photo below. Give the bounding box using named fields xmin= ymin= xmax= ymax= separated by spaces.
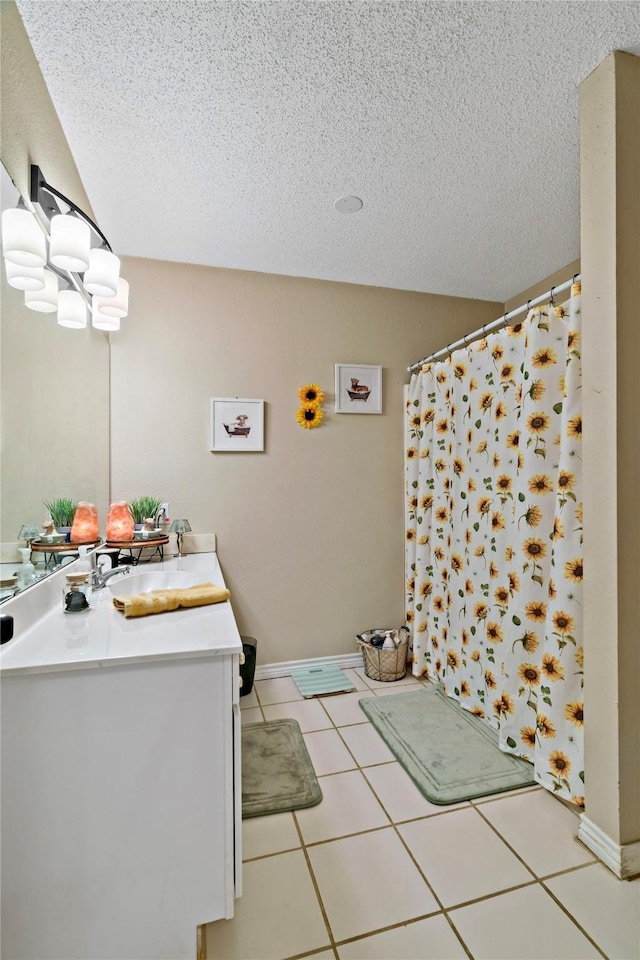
xmin=330 ymin=713 xmax=378 ymax=770
xmin=471 ymin=803 xmax=609 ymax=958
xmin=354 ymin=763 xmax=448 ymax=909
xmin=328 ymin=909 xmax=452 ymax=953
xmin=283 ymin=945 xmax=337 ymax=960
xmin=539 ymin=860 xmax=598 ymax=883
xmin=338 ymin=691 xmax=606 ymax=959
xmin=249 ymin=683 xmax=268 ymax=722
xmin=283 ymin=943 xmax=338 ymax=960
xmin=442 ymin=911 xmax=475 ymax=960
xmin=472 ymin=799 xmax=596 ymax=879
xmin=245 ymin=817 xmax=464 ymax=860
xmin=470 ymin=783 xmax=542 ymax=806
xmin=290 ymin=809 xmax=339 ymax=960
xmin=471 ymin=801 xmax=541 ymax=881
xmin=356 ymin=751 xmax=475 ymax=959
xmin=284 ymin=674 xmax=462 ymax=959
xmin=242 ymin=844 xmax=302 ymax=864
xmin=445 ymin=877 xmax=540 ymax=913
xmin=250 ymin=675 xmax=612 ymax=960
xmin=294 ymin=675 xmax=467 ymax=960
xmin=540 ymin=880 xmax=610 ymax=960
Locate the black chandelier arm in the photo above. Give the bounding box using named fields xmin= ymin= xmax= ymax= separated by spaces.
xmin=29 ymin=164 xmax=112 ymax=252
xmin=41 ymin=182 xmax=112 ymax=252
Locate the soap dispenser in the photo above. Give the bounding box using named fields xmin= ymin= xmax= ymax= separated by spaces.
xmin=77 ymin=545 xmax=92 ymax=574
xmin=76 ymin=545 xmax=93 ymax=591
xmin=18 ymin=548 xmax=35 ymax=588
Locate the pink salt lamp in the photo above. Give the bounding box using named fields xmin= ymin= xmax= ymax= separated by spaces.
xmin=106 ymin=501 xmax=135 ymax=542
xmin=70 ymin=502 xmax=99 ymax=543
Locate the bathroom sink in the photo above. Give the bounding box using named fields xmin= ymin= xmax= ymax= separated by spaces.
xmin=108 ymin=571 xmax=207 ymax=599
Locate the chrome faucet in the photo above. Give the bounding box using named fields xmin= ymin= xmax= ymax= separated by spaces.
xmin=154 ymin=506 xmax=167 ymax=527
xmin=90 ymin=561 xmax=131 ymax=591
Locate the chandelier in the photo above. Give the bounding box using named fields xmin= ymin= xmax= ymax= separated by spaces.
xmin=1 ymin=165 xmax=128 ymax=331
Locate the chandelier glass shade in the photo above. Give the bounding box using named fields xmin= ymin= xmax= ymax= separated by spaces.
xmin=94 ymin=277 xmax=129 ymax=318
xmin=1 ymin=206 xmax=47 ymax=267
xmin=58 ymin=289 xmax=87 ymax=328
xmin=84 ymin=248 xmax=120 ymax=297
xmin=92 ymin=299 xmax=120 ymax=331
xmin=5 ymin=259 xmax=45 ymax=292
xmin=24 ymin=269 xmax=58 ymax=313
xmin=49 ymin=213 xmax=91 ymax=272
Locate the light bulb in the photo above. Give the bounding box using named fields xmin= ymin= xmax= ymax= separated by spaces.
xmin=24 ymin=269 xmax=58 ymax=312
xmin=83 ymin=247 xmax=120 ymax=297
xmin=1 ymin=207 xmax=47 ymax=268
xmin=49 ymin=214 xmax=91 ymax=272
xmin=57 ymin=289 xmax=87 ymax=328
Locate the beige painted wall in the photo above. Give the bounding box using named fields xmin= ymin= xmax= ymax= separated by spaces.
xmin=503 ymin=259 xmax=580 ymax=314
xmin=111 ymin=259 xmax=499 ymax=663
xmin=0 ymin=2 xmax=110 ymax=544
xmin=580 ymin=51 xmax=640 ymax=850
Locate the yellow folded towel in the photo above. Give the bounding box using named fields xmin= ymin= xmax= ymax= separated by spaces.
xmin=113 ymin=582 xmax=230 ymax=618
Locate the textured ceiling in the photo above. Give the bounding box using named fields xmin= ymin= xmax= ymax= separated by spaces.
xmin=15 ymin=1 xmax=640 ymax=302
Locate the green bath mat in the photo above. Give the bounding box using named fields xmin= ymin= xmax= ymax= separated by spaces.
xmin=241 ymin=719 xmax=323 ymax=818
xmin=359 ymin=685 xmax=535 ymax=804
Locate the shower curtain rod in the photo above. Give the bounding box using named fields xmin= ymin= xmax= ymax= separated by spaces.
xmin=408 ymin=274 xmax=582 ymax=373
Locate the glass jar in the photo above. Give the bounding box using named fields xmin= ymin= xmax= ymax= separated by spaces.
xmin=62 ymin=572 xmax=91 ymax=614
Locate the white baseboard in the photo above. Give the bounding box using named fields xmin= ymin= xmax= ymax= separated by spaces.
xmin=254 ymin=652 xmax=364 ymax=681
xmin=578 ymin=814 xmax=640 ymax=879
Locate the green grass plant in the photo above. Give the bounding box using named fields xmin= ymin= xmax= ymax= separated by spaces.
xmin=43 ymin=498 xmax=77 ymax=527
xmin=128 ymin=496 xmax=164 ymax=524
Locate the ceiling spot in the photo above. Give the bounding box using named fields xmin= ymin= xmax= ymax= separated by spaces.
xmin=334 ymin=196 xmax=364 ymax=214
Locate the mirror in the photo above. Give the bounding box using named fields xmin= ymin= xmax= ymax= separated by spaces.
xmin=0 ymin=162 xmax=110 ymax=600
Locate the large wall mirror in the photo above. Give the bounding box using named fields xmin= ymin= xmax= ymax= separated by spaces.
xmin=0 ymin=162 xmax=110 ymax=600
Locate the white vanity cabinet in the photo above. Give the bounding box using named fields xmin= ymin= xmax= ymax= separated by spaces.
xmin=0 ymin=553 xmax=242 ymax=960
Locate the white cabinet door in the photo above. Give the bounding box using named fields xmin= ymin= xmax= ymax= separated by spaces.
xmin=1 ymin=654 xmax=239 ymax=960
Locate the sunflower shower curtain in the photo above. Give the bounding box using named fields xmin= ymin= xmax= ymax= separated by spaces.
xmin=405 ymin=286 xmax=584 ymax=804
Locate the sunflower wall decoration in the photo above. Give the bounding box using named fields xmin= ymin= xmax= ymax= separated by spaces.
xmin=296 ymin=384 xmax=324 ymax=429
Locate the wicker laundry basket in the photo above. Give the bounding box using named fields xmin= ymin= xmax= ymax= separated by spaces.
xmin=356 ymin=626 xmax=410 ymax=682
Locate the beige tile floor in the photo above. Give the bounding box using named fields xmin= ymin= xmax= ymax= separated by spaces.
xmin=206 ymin=668 xmax=640 ymax=960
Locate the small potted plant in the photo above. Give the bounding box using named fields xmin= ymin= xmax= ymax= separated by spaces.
xmin=128 ymin=496 xmax=164 ymax=529
xmin=43 ymin=498 xmax=77 ymax=542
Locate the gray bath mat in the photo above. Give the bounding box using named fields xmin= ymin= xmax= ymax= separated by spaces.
xmin=359 ymin=685 xmax=535 ymax=804
xmin=241 ymin=719 xmax=323 ymax=818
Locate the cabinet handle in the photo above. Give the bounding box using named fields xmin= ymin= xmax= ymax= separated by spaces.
xmin=238 ymin=675 xmax=243 ymax=688
xmin=239 ymin=651 xmax=245 ymax=665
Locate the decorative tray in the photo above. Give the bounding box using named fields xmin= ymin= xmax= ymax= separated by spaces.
xmin=32 ymin=538 xmax=101 ymax=550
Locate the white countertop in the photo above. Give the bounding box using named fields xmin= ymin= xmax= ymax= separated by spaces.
xmin=0 ymin=553 xmax=242 ymax=676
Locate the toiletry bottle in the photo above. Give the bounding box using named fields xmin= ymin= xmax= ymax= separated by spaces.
xmin=77 ymin=545 xmax=94 ymax=582
xmin=18 ymin=548 xmax=35 ymax=588
xmin=382 ymin=630 xmax=397 ymax=649
xmin=77 ymin=545 xmax=91 ymax=569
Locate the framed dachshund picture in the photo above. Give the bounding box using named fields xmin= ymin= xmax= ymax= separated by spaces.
xmin=334 ymin=364 xmax=382 ymax=414
xmin=210 ymin=398 xmax=264 ymax=451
